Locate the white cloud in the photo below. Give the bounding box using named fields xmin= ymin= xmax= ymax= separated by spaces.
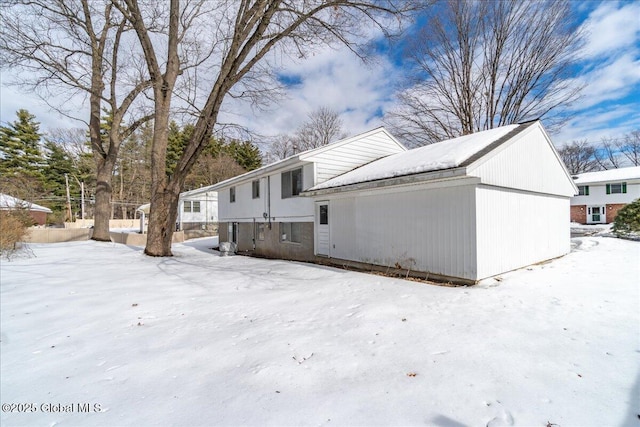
xmin=552 ymin=104 xmax=640 ymax=146
xmin=580 ymin=1 xmax=640 ymax=58
xmin=550 ymin=1 xmax=640 ymax=146
xmin=0 ymin=77 xmax=84 ymax=131
xmin=221 ymin=46 xmax=401 ymax=139
xmin=571 ymin=53 xmax=640 ymax=110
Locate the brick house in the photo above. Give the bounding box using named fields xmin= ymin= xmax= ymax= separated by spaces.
xmin=0 ymin=193 xmax=52 ymax=225
xmin=570 ymin=166 xmax=640 ymax=224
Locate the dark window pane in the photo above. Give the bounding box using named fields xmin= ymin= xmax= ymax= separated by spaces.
xmin=319 ymin=205 xmax=328 ymax=225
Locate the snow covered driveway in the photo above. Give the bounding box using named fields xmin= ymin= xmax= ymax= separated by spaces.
xmin=1 ymin=236 xmax=638 ymax=426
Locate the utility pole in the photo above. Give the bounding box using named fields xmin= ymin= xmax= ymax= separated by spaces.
xmin=64 ymin=173 xmax=73 ymax=222
xmin=80 ymin=181 xmax=85 ymax=220
xmin=71 ymin=175 xmax=86 ymax=221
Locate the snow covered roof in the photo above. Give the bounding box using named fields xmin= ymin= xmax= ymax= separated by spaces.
xmin=572 ymin=166 xmax=640 ymax=184
xmin=308 ymin=123 xmax=524 ymax=191
xmin=208 ymin=127 xmax=405 ymax=190
xmin=0 ymin=193 xmax=53 ymax=213
xmin=136 ymin=203 xmax=150 ymax=214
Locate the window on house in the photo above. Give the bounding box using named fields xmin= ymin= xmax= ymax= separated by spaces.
xmin=256 ymin=222 xmax=265 ymax=241
xmin=252 ymin=180 xmax=260 ymax=199
xmin=606 ymin=182 xmax=627 ymax=194
xmin=281 ymin=168 xmax=303 ymax=199
xmin=230 ymin=186 xmax=236 ymax=203
xmin=578 ymin=185 xmax=589 ymax=196
xmin=183 ymin=201 xmax=201 ymax=212
xmin=280 ymin=222 xmax=302 ymax=243
xmin=319 ymin=205 xmax=328 ymax=225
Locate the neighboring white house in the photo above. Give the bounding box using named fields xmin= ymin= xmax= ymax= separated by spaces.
xmin=570 ymin=166 xmax=640 ymax=224
xmin=209 ymin=127 xmax=407 ymax=261
xmin=302 ymin=120 xmax=577 ymax=284
xmin=137 ymin=188 xmax=218 ymax=233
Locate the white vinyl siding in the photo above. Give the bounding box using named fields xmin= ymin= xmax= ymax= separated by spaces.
xmin=570 ymin=181 xmax=640 ymax=206
xmin=469 ymin=124 xmax=576 ymax=198
xmin=177 ymin=192 xmax=218 ymax=227
xmin=304 ymin=129 xmax=406 ymax=184
xmin=475 ymin=186 xmax=570 ymax=279
xmin=328 ymin=180 xmax=478 ymax=280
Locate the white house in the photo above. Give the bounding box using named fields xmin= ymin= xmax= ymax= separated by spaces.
xmin=177 ymin=187 xmax=219 ymax=231
xmin=302 ymin=121 xmax=577 ymax=284
xmin=570 ymin=166 xmax=640 ymax=224
xmin=137 ymin=188 xmax=218 ymax=233
xmin=209 ymin=127 xmax=407 ymax=260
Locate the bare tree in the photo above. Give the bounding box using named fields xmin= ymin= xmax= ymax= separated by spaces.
xmin=558 ymin=140 xmax=598 ymax=175
xmin=387 ymin=0 xmax=584 ymax=146
xmin=618 ymin=130 xmax=640 ymax=166
xmin=0 ymin=0 xmax=151 ymax=240
xmin=114 ymin=0 xmax=416 ymax=256
xmin=266 ymin=107 xmax=346 ymax=161
xmin=295 ymin=107 xmax=346 ymax=150
xmin=265 ymin=134 xmax=298 ymax=163
xmin=594 ymin=137 xmax=622 ymax=170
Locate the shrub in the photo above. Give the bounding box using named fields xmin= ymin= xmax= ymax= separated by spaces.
xmin=0 ymin=210 xmax=31 ymax=258
xmin=612 ymin=198 xmax=640 ymax=237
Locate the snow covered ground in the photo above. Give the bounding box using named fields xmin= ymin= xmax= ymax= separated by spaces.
xmin=1 ymin=236 xmax=638 ymax=427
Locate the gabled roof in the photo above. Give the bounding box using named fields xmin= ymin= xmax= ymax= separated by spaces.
xmin=0 ymin=193 xmax=53 ymax=213
xmin=572 ymin=166 xmax=640 ymax=185
xmin=308 ymin=123 xmax=530 ymax=192
xmin=207 ymin=127 xmax=405 ymax=191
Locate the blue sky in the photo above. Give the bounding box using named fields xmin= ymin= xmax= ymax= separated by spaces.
xmin=1 ymin=0 xmax=639 ymax=149
xmin=238 ymin=0 xmax=640 ymax=147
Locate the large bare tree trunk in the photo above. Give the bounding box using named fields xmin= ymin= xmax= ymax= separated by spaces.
xmin=116 ymin=0 xmax=415 ymax=256
xmin=93 ymin=161 xmax=114 ymax=241
xmin=145 ymin=181 xmax=181 ymax=256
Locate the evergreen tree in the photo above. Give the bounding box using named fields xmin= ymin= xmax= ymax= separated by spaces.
xmin=43 ymin=140 xmax=76 ymax=218
xmin=225 ymin=140 xmax=262 ymax=171
xmin=166 ymin=121 xmax=188 ymax=177
xmin=0 ymin=109 xmax=45 ymax=179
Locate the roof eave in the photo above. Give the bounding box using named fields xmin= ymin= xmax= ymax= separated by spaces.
xmin=302 ymin=167 xmax=469 ymax=197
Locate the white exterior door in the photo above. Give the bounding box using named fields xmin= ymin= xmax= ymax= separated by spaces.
xmin=587 ymin=205 xmax=606 ymax=224
xmin=315 ymin=201 xmax=330 ymax=256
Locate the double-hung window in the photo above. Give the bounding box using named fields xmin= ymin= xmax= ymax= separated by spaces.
xmin=281 ymin=168 xmax=303 ymax=199
xmin=230 ymin=186 xmax=236 ymax=203
xmin=577 ymin=185 xmax=589 ymax=196
xmin=606 ymin=182 xmax=627 ymax=194
xmin=184 ymin=201 xmax=201 ymax=212
xmin=252 ymin=180 xmax=260 ymax=199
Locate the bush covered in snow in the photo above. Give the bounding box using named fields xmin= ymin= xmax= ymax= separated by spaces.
xmin=612 ymin=198 xmax=640 ymax=238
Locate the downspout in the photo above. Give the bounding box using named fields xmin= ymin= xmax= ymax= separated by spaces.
xmin=267 ymin=175 xmax=272 ymax=229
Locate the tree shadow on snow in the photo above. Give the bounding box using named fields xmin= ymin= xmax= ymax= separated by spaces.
xmin=430 ymin=415 xmax=467 ymax=427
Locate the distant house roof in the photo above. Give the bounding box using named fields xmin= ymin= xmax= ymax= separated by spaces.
xmin=572 ymin=166 xmax=640 ymax=185
xmin=207 ymin=127 xmax=405 ymax=191
xmin=309 ymin=123 xmax=529 ymax=191
xmin=0 ymin=193 xmax=53 ymax=213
